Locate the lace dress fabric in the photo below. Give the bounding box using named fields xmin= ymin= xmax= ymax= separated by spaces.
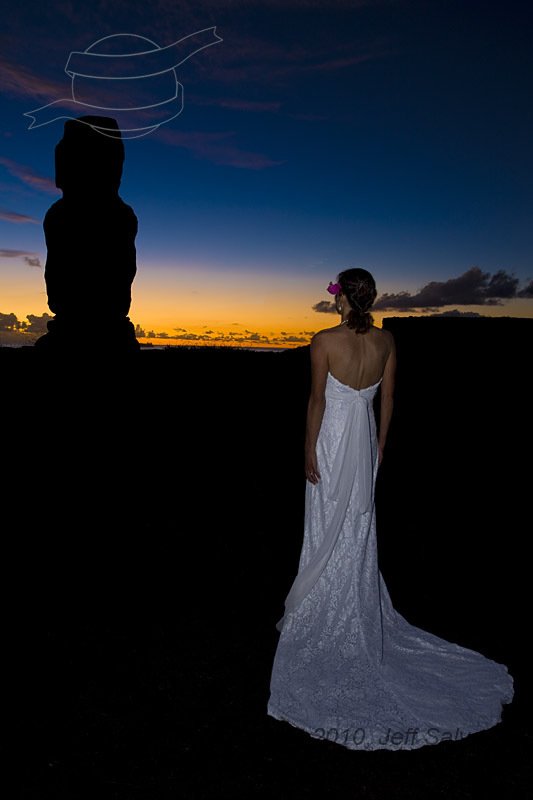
xmin=267 ymin=372 xmax=514 ymax=751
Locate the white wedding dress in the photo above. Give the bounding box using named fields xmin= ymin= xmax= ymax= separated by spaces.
xmin=267 ymin=371 xmax=514 ymax=751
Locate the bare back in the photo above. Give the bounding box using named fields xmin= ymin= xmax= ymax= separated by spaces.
xmin=321 ymin=324 xmax=393 ymax=390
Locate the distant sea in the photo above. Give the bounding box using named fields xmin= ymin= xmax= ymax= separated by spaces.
xmin=0 ymin=342 xmax=288 ymax=353
xmin=139 ymin=345 xmax=288 ymax=353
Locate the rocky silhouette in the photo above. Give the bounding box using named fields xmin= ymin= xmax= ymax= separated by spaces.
xmin=35 ymin=116 xmax=140 ymax=352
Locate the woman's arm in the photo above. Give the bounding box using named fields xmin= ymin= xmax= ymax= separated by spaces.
xmin=305 ymin=332 xmax=329 ymax=484
xmin=378 ymin=332 xmax=397 ymax=465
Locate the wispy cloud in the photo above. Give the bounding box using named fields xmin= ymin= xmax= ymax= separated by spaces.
xmin=0 ymin=248 xmax=37 ymax=257
xmin=209 ymin=31 xmax=393 ymax=86
xmin=0 ymin=208 xmax=40 ymax=224
xmin=0 ymin=248 xmax=42 ymax=267
xmin=208 ymin=0 xmax=382 ymax=5
xmin=0 ymin=53 xmax=161 ymax=123
xmin=0 ymin=157 xmax=57 ymax=195
xmin=188 ymin=94 xmax=282 ymax=113
xmin=0 ymin=3 xmax=392 ymax=107
xmin=0 ymin=55 xmax=66 ymax=103
xmin=284 ymin=52 xmax=387 ymax=75
xmin=156 ymin=128 xmax=285 ymax=169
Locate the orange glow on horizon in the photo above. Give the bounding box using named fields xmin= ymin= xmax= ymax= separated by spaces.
xmin=2 ymin=259 xmax=533 ymax=348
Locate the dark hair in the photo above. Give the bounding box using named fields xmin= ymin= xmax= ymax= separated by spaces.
xmin=338 ymin=268 xmax=377 ymax=333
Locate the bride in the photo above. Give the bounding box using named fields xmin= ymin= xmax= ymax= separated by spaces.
xmin=267 ymin=267 xmax=514 ymax=751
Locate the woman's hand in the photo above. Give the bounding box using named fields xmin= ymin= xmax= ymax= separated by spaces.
xmin=305 ymin=447 xmax=321 ymax=484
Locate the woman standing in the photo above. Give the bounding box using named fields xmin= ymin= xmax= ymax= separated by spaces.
xmin=267 ymin=267 xmax=513 ymax=751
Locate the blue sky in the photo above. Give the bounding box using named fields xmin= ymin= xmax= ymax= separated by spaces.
xmin=1 ymin=0 xmax=532 ymax=345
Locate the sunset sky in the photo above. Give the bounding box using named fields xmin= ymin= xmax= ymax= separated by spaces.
xmin=1 ymin=0 xmax=532 ymax=347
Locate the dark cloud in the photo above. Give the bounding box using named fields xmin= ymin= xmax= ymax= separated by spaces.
xmin=24 ymin=256 xmax=42 ymax=267
xmin=172 ymin=332 xmax=216 ymax=341
xmin=25 ymin=313 xmax=52 ymax=334
xmin=0 ymin=312 xmax=19 ymax=331
xmin=312 ymin=268 xmax=533 ymax=315
xmin=0 ymin=311 xmax=52 ymax=344
xmin=517 ymin=280 xmax=533 ymax=298
xmin=372 ymin=267 xmax=521 ymax=310
xmin=273 ymin=330 xmax=315 ymax=343
xmin=485 ymin=270 xmax=520 ymax=299
xmin=145 ymin=329 xmax=173 ymax=339
xmin=312 ymin=300 xmax=336 ymax=314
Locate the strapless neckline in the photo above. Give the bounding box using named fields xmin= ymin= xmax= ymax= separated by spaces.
xmin=327 ymin=371 xmax=382 ymax=392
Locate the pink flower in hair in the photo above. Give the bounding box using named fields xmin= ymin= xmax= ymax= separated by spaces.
xmin=327 ymin=282 xmax=341 ymax=295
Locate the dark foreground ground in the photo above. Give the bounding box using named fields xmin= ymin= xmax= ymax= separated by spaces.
xmin=1 ymin=317 xmax=531 ymax=798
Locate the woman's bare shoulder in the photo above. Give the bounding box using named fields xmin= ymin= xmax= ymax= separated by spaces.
xmin=311 ymin=324 xmax=343 ymax=343
xmin=371 ymin=325 xmax=395 ymax=349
